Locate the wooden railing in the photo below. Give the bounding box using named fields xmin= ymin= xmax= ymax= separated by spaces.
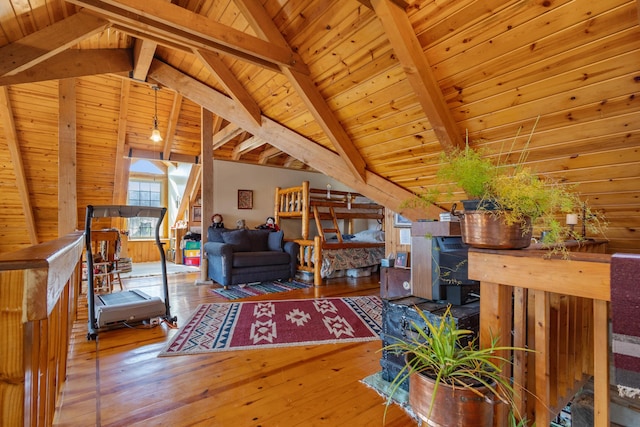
xmin=0 ymin=232 xmax=84 ymax=426
xmin=468 ymin=246 xmax=611 ymax=426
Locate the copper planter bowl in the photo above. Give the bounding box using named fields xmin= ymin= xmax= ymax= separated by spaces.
xmin=460 ymin=210 xmax=533 ymax=249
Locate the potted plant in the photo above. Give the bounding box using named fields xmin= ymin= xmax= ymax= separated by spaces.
xmin=407 ymin=128 xmax=606 ymax=251
xmin=383 ymin=306 xmax=531 ymax=427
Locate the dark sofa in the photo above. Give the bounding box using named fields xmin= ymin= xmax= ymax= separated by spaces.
xmin=203 ymin=227 xmax=299 ymax=289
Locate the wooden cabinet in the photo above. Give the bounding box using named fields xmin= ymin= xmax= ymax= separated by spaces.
xmin=380 ymin=267 xmax=412 ymax=299
xmin=410 ymin=221 xmax=461 ymax=300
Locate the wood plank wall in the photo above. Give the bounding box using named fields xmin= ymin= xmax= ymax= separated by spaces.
xmin=124 ymin=239 xmax=168 ymax=263
xmin=0 ymin=0 xmax=638 ymax=257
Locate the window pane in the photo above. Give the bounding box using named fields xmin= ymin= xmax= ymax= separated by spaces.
xmin=127 ymin=178 xmax=163 ymax=239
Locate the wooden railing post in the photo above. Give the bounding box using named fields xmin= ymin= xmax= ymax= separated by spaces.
xmin=479 ymin=281 xmax=513 ymax=425
xmin=0 ymin=232 xmax=84 ymax=426
xmin=468 ymin=248 xmax=611 ymax=426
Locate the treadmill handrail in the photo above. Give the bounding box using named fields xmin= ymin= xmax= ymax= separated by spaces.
xmin=87 ymin=205 xmax=166 ymax=219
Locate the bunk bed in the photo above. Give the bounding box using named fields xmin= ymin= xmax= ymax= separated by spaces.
xmin=274 ymin=181 xmax=385 ymax=286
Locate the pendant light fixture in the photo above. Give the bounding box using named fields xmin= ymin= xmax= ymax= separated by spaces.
xmin=150 ymin=86 xmax=163 ymax=142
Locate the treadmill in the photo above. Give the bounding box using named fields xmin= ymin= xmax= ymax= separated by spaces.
xmin=85 ymin=205 xmax=177 ymax=340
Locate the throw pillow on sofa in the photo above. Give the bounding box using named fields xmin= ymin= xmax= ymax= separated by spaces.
xmin=248 ymin=229 xmax=270 ymax=251
xmin=208 ymin=227 xmax=229 ymax=243
xmin=268 ymin=231 xmax=284 ymax=252
xmin=221 ymin=229 xmax=252 ymax=252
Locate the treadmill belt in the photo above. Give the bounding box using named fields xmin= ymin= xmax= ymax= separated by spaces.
xmin=98 ymin=290 xmax=147 ymax=305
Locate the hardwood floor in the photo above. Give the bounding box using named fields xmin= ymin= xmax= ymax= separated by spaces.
xmin=54 ymin=270 xmax=416 ymax=426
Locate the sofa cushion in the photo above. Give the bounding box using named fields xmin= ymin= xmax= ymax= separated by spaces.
xmin=247 ymin=229 xmax=270 ymax=252
xmin=268 ymin=231 xmax=284 ymax=252
xmin=207 ymin=227 xmax=229 ymax=243
xmin=221 ymin=229 xmax=251 ymax=252
xmin=232 ymin=251 xmax=291 ymax=268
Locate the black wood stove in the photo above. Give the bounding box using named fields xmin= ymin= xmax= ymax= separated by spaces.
xmin=379 ymin=296 xmax=480 ymax=390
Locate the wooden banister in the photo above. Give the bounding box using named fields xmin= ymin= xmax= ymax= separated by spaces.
xmin=468 ymin=247 xmax=611 ymax=426
xmin=0 ymin=232 xmax=84 ymax=426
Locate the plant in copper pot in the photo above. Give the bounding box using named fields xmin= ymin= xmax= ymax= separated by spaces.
xmin=383 ymin=306 xmax=531 ymax=426
xmin=406 ymin=124 xmax=606 ymax=251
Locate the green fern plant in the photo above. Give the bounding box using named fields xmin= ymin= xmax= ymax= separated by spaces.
xmin=405 ymin=132 xmax=607 ymax=250
xmin=383 ymin=305 xmax=532 ymax=423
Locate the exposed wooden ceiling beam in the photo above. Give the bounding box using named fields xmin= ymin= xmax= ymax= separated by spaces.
xmin=212 ymin=123 xmax=244 ymax=150
xmin=235 ymin=0 xmax=367 ymax=182
xmin=131 ymin=38 xmax=157 ymax=82
xmin=167 ymin=153 xmax=199 ymax=163
xmin=66 ymin=0 xmax=309 ymax=75
xmin=357 ymin=0 xmax=411 ymax=9
xmin=0 ymin=87 xmax=38 ymax=244
xmin=0 ymin=11 xmax=111 ymax=77
xmin=127 ymin=148 xmax=163 ymax=160
xmin=370 ymin=0 xmax=463 ymax=153
xmin=162 ymin=92 xmax=182 ymax=160
xmin=112 ymin=23 xmax=189 ymax=53
xmin=148 ymin=60 xmax=441 ymax=219
xmin=232 ymin=135 xmax=266 ymax=160
xmin=283 ymin=157 xmax=297 ymax=168
xmin=258 ymin=146 xmax=281 ymax=164
xmin=195 ymin=50 xmax=262 ymax=126
xmin=0 ymin=49 xmax=132 ymax=86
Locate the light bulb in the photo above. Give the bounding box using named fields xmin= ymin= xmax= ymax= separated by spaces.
xmin=150 ymin=128 xmax=163 ymax=142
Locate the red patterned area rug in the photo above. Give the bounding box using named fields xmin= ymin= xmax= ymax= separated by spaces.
xmin=158 ymin=296 xmax=381 ymax=356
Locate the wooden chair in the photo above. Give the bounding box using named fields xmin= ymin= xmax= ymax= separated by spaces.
xmin=90 ymin=230 xmax=123 ymax=293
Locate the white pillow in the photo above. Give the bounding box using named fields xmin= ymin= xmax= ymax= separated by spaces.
xmin=353 ymin=229 xmax=385 ymax=242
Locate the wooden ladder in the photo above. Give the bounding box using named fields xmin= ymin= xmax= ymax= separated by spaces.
xmin=313 ymin=205 xmax=343 ymax=243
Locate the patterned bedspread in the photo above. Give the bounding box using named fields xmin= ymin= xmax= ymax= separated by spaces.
xmin=317 ymin=246 xmax=385 ymax=278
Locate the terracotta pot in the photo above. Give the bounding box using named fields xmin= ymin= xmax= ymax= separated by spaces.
xmin=408 ymin=364 xmax=495 ymax=427
xmin=460 ymin=210 xmax=532 ymax=249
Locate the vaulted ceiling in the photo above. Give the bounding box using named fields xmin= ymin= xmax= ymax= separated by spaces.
xmin=0 ymin=0 xmax=639 ymax=254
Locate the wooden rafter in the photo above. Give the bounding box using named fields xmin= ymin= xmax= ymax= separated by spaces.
xmin=65 ymin=0 xmax=309 ymax=74
xmin=357 ymin=0 xmax=411 ymax=8
xmin=162 ymin=92 xmax=182 ymax=160
xmin=0 ymin=49 xmax=132 ymax=86
xmin=235 ymin=0 xmax=367 ymax=182
xmin=231 ymin=135 xmax=265 ymax=160
xmin=369 ymin=0 xmax=463 ymax=153
xmin=195 ymin=50 xmax=261 ymax=126
xmin=283 ymin=157 xmax=297 ymax=168
xmin=0 ymin=87 xmax=38 ymax=244
xmin=258 ymin=146 xmax=281 ymax=164
xmin=148 ymin=60 xmax=442 ymax=219
xmin=0 ymin=11 xmax=111 ymax=77
xmin=212 ymin=123 xmax=244 ymax=150
xmin=131 ymin=38 xmax=157 ymax=82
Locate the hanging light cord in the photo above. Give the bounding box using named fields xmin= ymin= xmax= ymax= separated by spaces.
xmin=150 ymin=86 xmax=163 ymax=142
xmin=153 ymin=87 xmax=159 ymax=129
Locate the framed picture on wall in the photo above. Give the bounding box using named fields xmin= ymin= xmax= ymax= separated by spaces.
xmin=192 ymin=206 xmax=202 ymax=222
xmin=238 ymin=189 xmax=253 ymax=209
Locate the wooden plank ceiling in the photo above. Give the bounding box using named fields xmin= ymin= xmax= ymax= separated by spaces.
xmin=0 ymin=0 xmax=638 ymax=254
